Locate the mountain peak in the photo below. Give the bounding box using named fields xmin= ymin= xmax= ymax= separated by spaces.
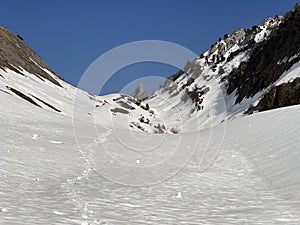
xmin=131 ymin=84 xmax=149 ymax=100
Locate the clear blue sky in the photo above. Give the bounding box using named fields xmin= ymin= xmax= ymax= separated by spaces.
xmin=1 ymin=0 xmax=299 ymax=94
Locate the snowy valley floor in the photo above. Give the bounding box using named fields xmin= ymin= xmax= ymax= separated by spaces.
xmin=0 ymin=104 xmax=300 ymax=224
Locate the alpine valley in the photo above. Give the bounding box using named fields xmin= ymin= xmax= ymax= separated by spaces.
xmin=0 ymin=4 xmax=300 ymax=225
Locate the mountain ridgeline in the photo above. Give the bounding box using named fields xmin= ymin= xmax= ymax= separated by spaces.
xmin=147 ymin=4 xmax=300 ymax=130
xmin=0 ymin=4 xmax=300 ymax=133
xmin=0 ymin=26 xmax=62 ymax=86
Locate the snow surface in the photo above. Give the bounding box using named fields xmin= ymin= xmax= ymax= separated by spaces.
xmin=0 ymin=68 xmax=168 ymax=133
xmin=254 ymin=17 xmax=283 ymax=43
xmin=254 ymin=26 xmax=269 ymax=43
xmin=276 ymin=60 xmax=300 ymax=85
xmin=1 ymin=66 xmax=300 ymax=223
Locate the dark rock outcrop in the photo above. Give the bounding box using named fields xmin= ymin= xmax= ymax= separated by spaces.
xmin=110 ymin=108 xmax=130 ymax=114
xmin=246 ymin=78 xmax=300 ymax=114
xmin=6 ymin=86 xmax=41 ymax=107
xmin=227 ymin=4 xmax=300 ymax=106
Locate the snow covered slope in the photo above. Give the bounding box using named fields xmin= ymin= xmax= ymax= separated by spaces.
xmin=0 ymin=24 xmax=174 ymax=133
xmin=0 ymin=67 xmax=171 ymax=133
xmin=0 ymin=25 xmax=173 ymax=134
xmin=1 ymin=88 xmax=300 ymax=224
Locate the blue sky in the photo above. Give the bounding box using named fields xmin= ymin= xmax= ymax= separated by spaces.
xmin=1 ymin=0 xmax=299 ymax=94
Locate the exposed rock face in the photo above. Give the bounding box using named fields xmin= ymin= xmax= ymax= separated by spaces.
xmin=131 ymin=84 xmax=149 ymax=100
xmin=157 ymin=11 xmax=285 ymax=110
xmin=246 ymin=78 xmax=300 ymax=114
xmin=0 ymin=26 xmax=62 ymax=86
xmin=227 ymin=5 xmax=300 ymax=105
xmin=148 ymin=4 xmax=300 ymax=130
xmin=209 ymin=28 xmax=247 ymax=64
xmin=185 ymin=85 xmax=210 ymax=111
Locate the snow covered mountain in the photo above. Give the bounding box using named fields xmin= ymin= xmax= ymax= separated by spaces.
xmin=0 ymin=26 xmax=172 ymax=134
xmin=131 ymin=84 xmax=149 ymax=100
xmin=1 ymin=5 xmax=300 ymax=133
xmin=147 ymin=4 xmax=300 ymax=132
xmin=1 ymin=4 xmax=300 ymax=225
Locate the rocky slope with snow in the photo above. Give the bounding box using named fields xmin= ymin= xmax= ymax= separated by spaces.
xmin=147 ymin=4 xmax=300 ymax=132
xmin=0 ymin=26 xmax=62 ymax=86
xmin=0 ymin=26 xmax=171 ymax=134
xmin=1 ymin=5 xmax=300 ymax=225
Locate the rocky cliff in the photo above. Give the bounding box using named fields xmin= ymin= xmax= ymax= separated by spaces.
xmin=147 ymin=4 xmax=300 ymax=131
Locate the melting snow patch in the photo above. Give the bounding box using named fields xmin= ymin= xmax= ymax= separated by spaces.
xmin=276 ymin=60 xmax=300 ymax=85
xmin=277 ymin=56 xmax=289 ymax=65
xmin=288 ymin=53 xmax=300 ymax=62
xmin=277 ymin=53 xmax=300 ymax=65
xmin=254 ymin=27 xmax=270 ymax=43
